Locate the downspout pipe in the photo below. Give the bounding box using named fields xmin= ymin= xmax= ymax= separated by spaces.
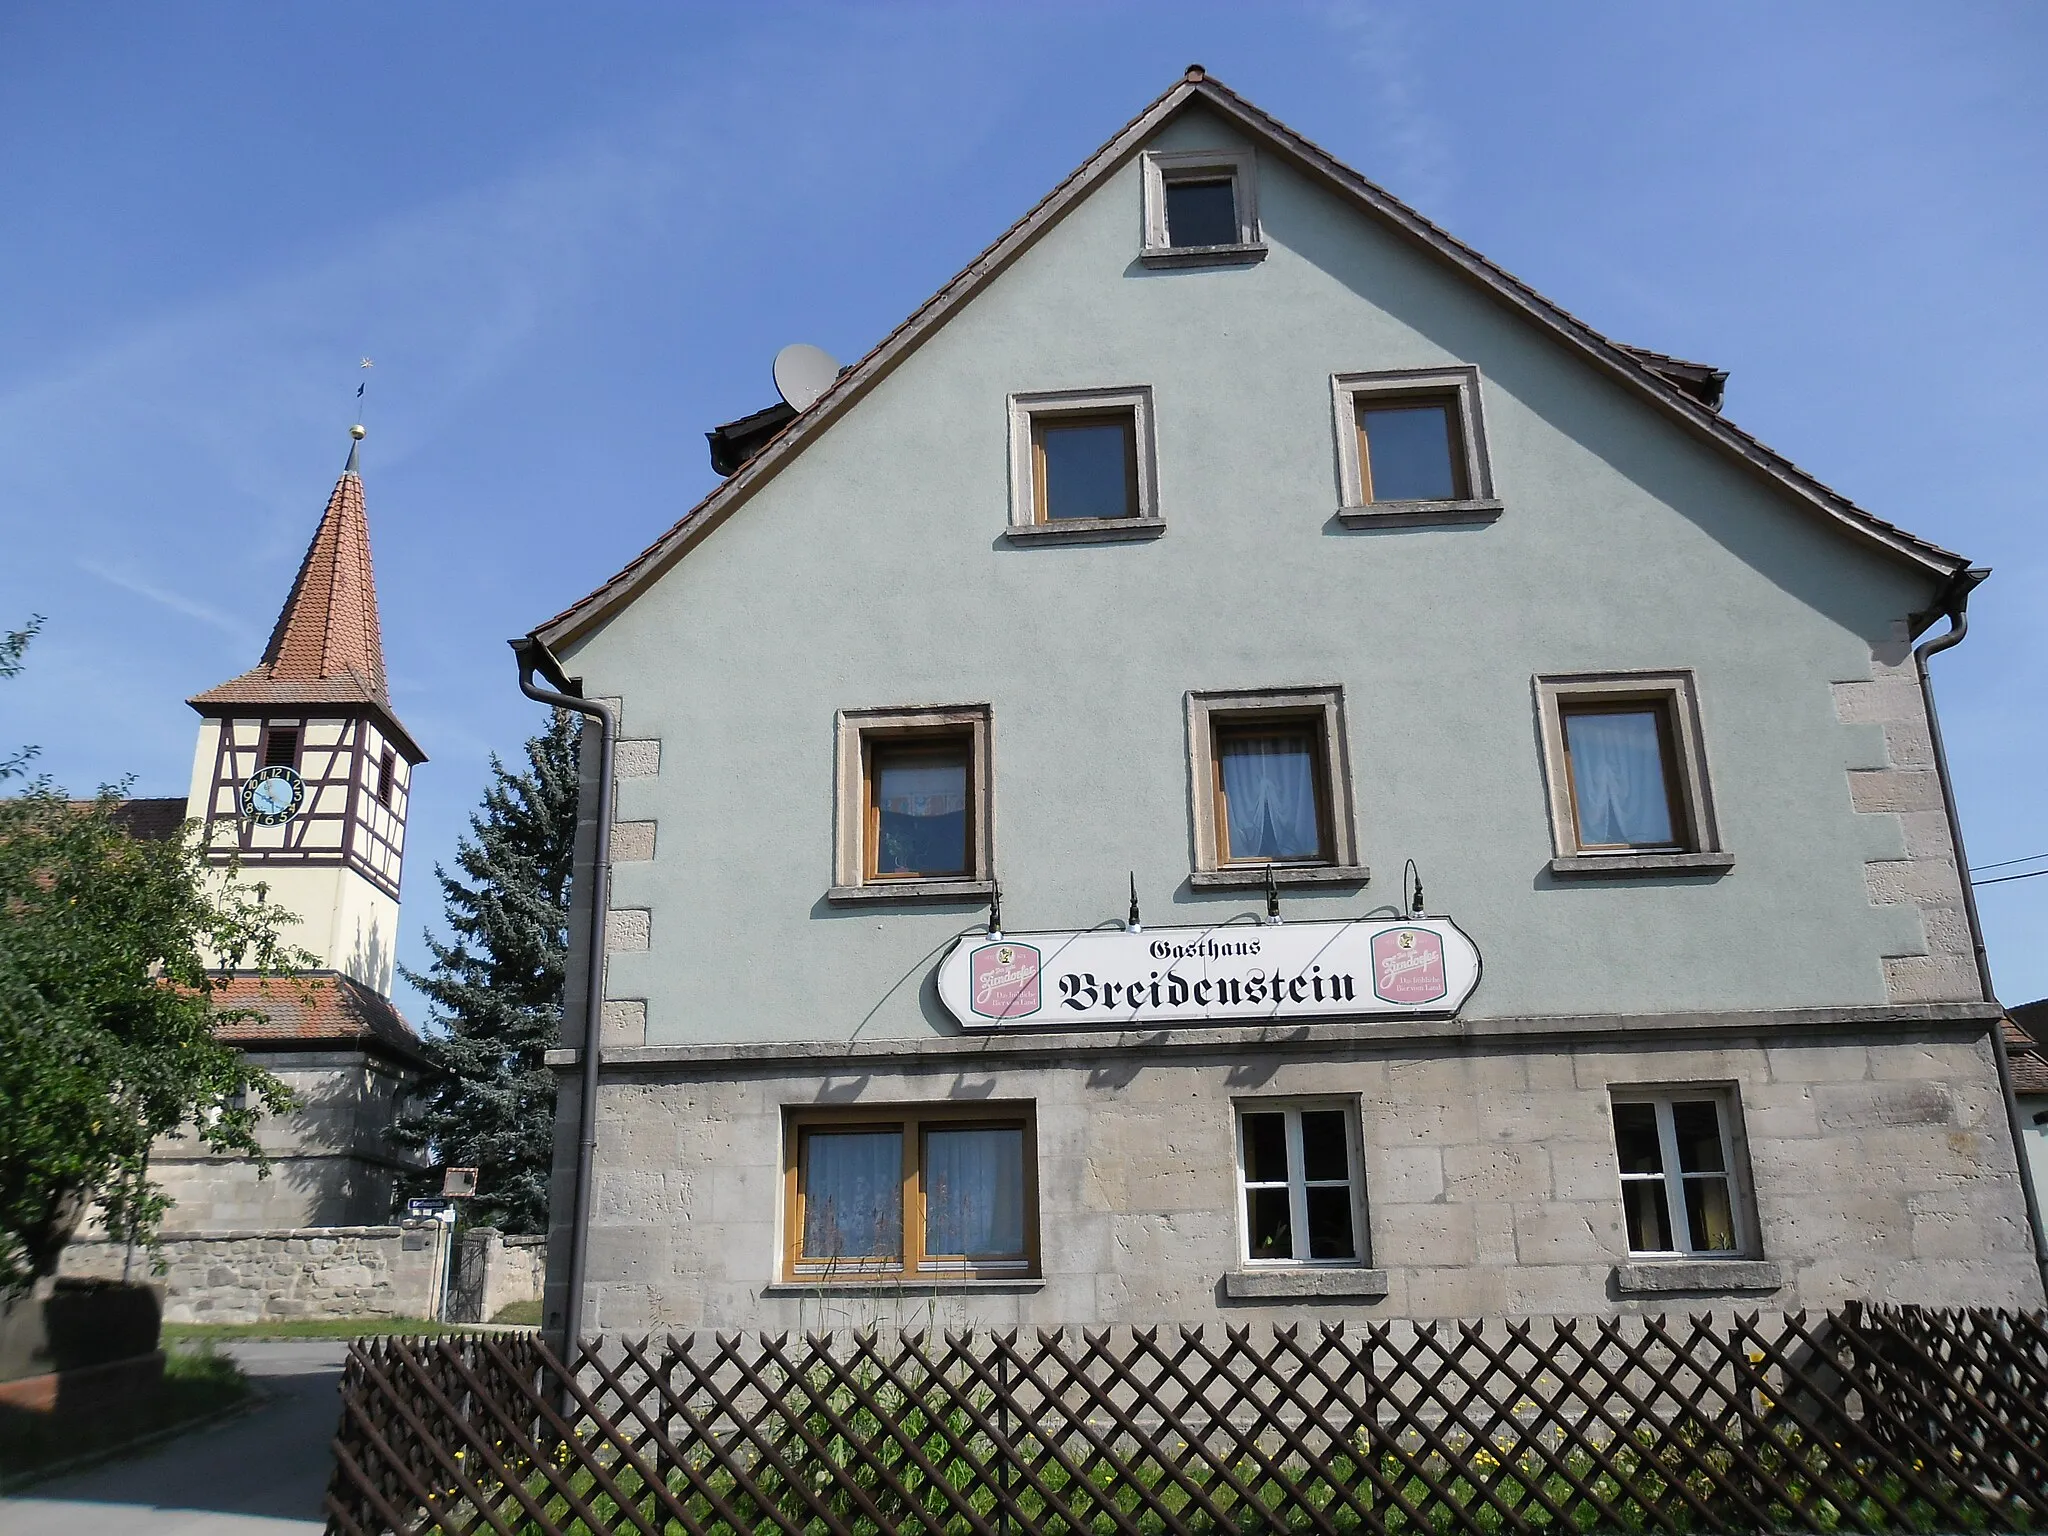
xmin=513 ymin=636 xmax=617 ymax=1350
xmin=1911 ymin=568 xmax=2048 ymax=1300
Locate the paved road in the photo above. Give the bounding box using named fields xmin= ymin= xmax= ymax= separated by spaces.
xmin=0 ymin=1340 xmax=345 ymax=1535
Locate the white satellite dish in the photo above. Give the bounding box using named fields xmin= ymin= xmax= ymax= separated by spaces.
xmin=772 ymin=343 xmax=839 ymax=412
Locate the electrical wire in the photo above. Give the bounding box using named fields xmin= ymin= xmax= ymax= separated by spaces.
xmin=1970 ymin=851 xmax=2048 ymax=874
xmin=1972 ymin=867 xmax=2048 ymax=888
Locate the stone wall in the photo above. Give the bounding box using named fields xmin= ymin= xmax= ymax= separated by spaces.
xmin=143 ymin=1047 xmax=427 ymax=1232
xmin=61 ymin=1223 xmax=446 ymax=1324
xmin=554 ymin=1016 xmax=2043 ymax=1335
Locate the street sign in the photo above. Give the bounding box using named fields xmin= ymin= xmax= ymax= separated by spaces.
xmin=407 ymin=1197 xmax=451 ymax=1217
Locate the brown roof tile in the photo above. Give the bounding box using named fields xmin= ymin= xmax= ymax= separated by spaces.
xmin=191 ymin=449 xmax=390 ymax=712
xmin=2009 ymin=1003 xmax=2048 ymax=1096
xmin=212 ymin=970 xmax=427 ymax=1067
xmin=108 ymin=797 xmax=188 ymax=843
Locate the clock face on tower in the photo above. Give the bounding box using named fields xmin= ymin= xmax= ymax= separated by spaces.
xmin=240 ymin=764 xmax=305 ymax=825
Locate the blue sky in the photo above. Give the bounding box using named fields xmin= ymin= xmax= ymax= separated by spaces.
xmin=3 ymin=3 xmax=2043 ymax=1017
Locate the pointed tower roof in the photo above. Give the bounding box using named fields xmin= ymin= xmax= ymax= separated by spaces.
xmin=191 ymin=431 xmax=422 ymax=760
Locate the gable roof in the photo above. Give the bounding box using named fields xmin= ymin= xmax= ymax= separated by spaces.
xmin=191 ymin=438 xmax=422 ymax=758
xmin=528 ymin=67 xmax=1970 ymax=657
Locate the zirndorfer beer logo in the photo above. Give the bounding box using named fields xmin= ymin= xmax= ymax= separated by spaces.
xmin=1371 ymin=927 xmax=1447 ymax=1004
xmin=970 ymin=942 xmax=1041 ymax=1019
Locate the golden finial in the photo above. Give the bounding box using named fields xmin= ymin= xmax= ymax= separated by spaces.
xmin=350 ymin=423 xmax=367 ymax=440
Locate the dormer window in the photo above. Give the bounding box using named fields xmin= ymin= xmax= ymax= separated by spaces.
xmin=1141 ymin=149 xmax=1263 ymax=268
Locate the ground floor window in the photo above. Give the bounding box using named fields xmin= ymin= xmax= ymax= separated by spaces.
xmin=783 ymin=1104 xmax=1037 ymax=1280
xmin=1610 ymin=1090 xmax=1747 ymax=1257
xmin=1235 ymin=1101 xmax=1367 ymax=1265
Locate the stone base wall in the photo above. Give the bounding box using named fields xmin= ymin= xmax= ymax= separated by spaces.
xmin=558 ymin=1019 xmax=2044 ymax=1335
xmin=61 ymin=1223 xmax=446 ymax=1324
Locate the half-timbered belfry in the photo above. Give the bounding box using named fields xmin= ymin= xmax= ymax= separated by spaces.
xmin=162 ymin=426 xmax=432 ymax=1229
xmin=186 ymin=427 xmax=424 ymax=987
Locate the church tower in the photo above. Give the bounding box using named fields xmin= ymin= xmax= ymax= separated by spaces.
xmin=184 ymin=427 xmax=425 ymax=995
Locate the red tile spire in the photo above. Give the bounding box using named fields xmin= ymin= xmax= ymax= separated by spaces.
xmin=189 ymin=430 xmax=392 ymax=711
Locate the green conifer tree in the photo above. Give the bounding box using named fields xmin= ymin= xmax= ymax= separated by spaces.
xmin=394 ymin=710 xmax=579 ymax=1233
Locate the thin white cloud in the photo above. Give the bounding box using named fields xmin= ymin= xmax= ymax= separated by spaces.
xmin=1320 ymin=1 xmax=1457 ymax=214
xmin=76 ymin=558 xmax=259 ymax=647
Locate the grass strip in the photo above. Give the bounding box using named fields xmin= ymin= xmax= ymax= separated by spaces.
xmin=163 ymin=1315 xmax=465 ymax=1341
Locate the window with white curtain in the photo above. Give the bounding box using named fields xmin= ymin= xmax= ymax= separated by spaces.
xmin=1533 ymin=672 xmax=1725 ymax=875
xmin=785 ymin=1105 xmax=1036 ymax=1281
xmin=1215 ymin=723 xmax=1329 ymax=864
xmin=1185 ymin=687 xmax=1363 ymax=887
xmin=1561 ymin=704 xmax=1682 ymax=850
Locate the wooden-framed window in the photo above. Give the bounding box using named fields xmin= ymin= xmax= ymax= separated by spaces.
xmin=1610 ymin=1089 xmax=1751 ymax=1258
xmin=263 ymin=724 xmax=300 ymax=769
xmin=1356 ymin=396 xmax=1468 ymax=503
xmin=1140 ymin=148 xmax=1263 ymax=268
xmin=1033 ymin=412 xmax=1138 ymax=524
xmin=1559 ymin=700 xmax=1686 ymax=851
xmin=830 ymin=704 xmax=994 ymax=902
xmin=376 ymin=747 xmax=397 ymax=807
xmin=1185 ymin=686 xmax=1365 ymax=889
xmin=1006 ymin=386 xmax=1160 ymax=543
xmin=1331 ymin=367 xmax=1498 ymax=527
xmin=1235 ymin=1101 xmax=1368 ymax=1266
xmin=783 ymin=1103 xmax=1038 ymax=1281
xmin=1535 ymin=671 xmax=1728 ymax=876
xmin=866 ymin=733 xmax=972 ymax=880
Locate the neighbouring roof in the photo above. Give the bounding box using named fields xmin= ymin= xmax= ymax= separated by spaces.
xmin=191 ymin=439 xmax=410 ymax=739
xmin=2009 ymin=1001 xmax=2048 ymax=1096
xmin=529 ymin=68 xmax=1970 ymax=657
xmin=1618 ymin=347 xmax=1729 ymax=412
xmin=212 ymin=969 xmax=429 ymax=1069
xmin=107 ymin=797 xmax=188 ymax=843
xmin=707 ymin=401 xmax=798 ymax=477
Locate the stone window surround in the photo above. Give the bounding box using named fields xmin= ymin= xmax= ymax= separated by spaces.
xmin=1533 ymin=670 xmax=1732 ymax=879
xmin=1139 ymin=147 xmax=1266 ymax=269
xmin=1185 ymin=684 xmax=1367 ymax=889
xmin=1608 ymin=1081 xmax=1766 ymax=1263
xmin=1232 ymin=1094 xmax=1374 ymax=1272
xmin=1004 ymin=385 xmax=1164 ymax=545
xmin=1331 ymin=366 xmax=1503 ymax=529
xmin=828 ymin=702 xmax=996 ymax=905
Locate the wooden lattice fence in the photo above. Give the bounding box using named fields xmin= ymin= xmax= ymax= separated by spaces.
xmin=324 ymin=1306 xmax=2048 ymax=1536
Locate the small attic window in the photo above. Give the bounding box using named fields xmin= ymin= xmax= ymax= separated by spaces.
xmin=1165 ymin=178 xmax=1238 ymax=248
xmin=1141 ymin=149 xmax=1263 ymax=269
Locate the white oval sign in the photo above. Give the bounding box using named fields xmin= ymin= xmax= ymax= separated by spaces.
xmin=936 ymin=917 xmax=1480 ymax=1030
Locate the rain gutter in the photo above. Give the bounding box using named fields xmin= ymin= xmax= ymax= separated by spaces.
xmin=1912 ymin=568 xmax=2048 ymax=1300
xmin=512 ymin=635 xmax=617 ymax=1349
